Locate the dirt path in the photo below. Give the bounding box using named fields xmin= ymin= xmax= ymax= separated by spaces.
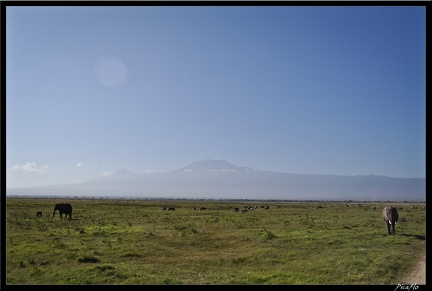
xmin=400 ymin=256 xmax=426 ymax=285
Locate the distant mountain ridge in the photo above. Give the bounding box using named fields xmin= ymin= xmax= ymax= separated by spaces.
xmin=171 ymin=159 xmax=254 ymax=173
xmin=6 ymin=159 xmax=425 ymax=201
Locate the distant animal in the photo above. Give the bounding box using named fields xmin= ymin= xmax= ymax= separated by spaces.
xmin=411 ymin=206 xmax=418 ymax=209
xmin=36 ymin=211 xmax=43 ymax=217
xmin=162 ymin=207 xmax=167 ymax=211
xmin=242 ymin=208 xmax=248 ymax=213
xmin=371 ymin=207 xmax=377 ymax=211
xmin=234 ymin=208 xmax=240 ymax=212
xmin=398 ymin=207 xmax=404 ymax=211
xmin=52 ymin=203 xmax=72 ymax=220
xmin=264 ymin=205 xmax=269 ymax=210
xmin=167 ymin=207 xmax=175 ymax=211
xmin=317 ymin=205 xmax=325 ymax=209
xmin=382 ymin=206 xmax=399 ymax=235
xmin=200 ymin=207 xmax=207 ymax=211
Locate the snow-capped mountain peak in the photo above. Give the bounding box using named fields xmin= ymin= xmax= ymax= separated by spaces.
xmin=172 ymin=159 xmax=254 ymax=173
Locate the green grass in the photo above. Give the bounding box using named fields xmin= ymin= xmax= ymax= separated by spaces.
xmin=6 ymin=198 xmax=426 ymax=285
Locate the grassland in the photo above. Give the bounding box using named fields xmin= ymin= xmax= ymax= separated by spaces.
xmin=5 ymin=197 xmax=426 ymax=285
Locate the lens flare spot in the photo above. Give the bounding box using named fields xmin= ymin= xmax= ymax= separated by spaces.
xmin=95 ymin=56 xmax=128 ymax=88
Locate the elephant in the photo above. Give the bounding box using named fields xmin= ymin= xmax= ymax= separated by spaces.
xmin=382 ymin=206 xmax=399 ymax=235
xmin=53 ymin=203 xmax=73 ymax=220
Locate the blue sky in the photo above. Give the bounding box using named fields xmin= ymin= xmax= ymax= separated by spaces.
xmin=6 ymin=6 xmax=426 ymax=188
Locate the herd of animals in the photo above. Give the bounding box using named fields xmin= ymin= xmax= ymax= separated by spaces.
xmin=42 ymin=202 xmax=423 ymax=236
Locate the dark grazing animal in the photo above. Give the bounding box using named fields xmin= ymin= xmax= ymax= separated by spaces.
xmin=52 ymin=203 xmax=73 ymax=220
xmin=382 ymin=206 xmax=399 ymax=235
xmin=36 ymin=211 xmax=43 ymax=217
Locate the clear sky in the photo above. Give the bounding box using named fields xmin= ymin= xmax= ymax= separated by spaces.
xmin=6 ymin=5 xmax=426 ymax=188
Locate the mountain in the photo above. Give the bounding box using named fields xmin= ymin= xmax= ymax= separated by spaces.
xmin=85 ymin=168 xmax=137 ymax=183
xmin=6 ymin=159 xmax=425 ymax=201
xmin=171 ymin=159 xmax=254 ymax=173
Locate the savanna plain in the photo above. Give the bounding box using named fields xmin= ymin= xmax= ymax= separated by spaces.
xmin=5 ymin=198 xmax=426 ymax=285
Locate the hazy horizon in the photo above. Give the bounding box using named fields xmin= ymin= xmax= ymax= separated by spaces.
xmin=6 ymin=5 xmax=426 ymax=188
xmin=6 ymin=158 xmax=425 ymax=202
